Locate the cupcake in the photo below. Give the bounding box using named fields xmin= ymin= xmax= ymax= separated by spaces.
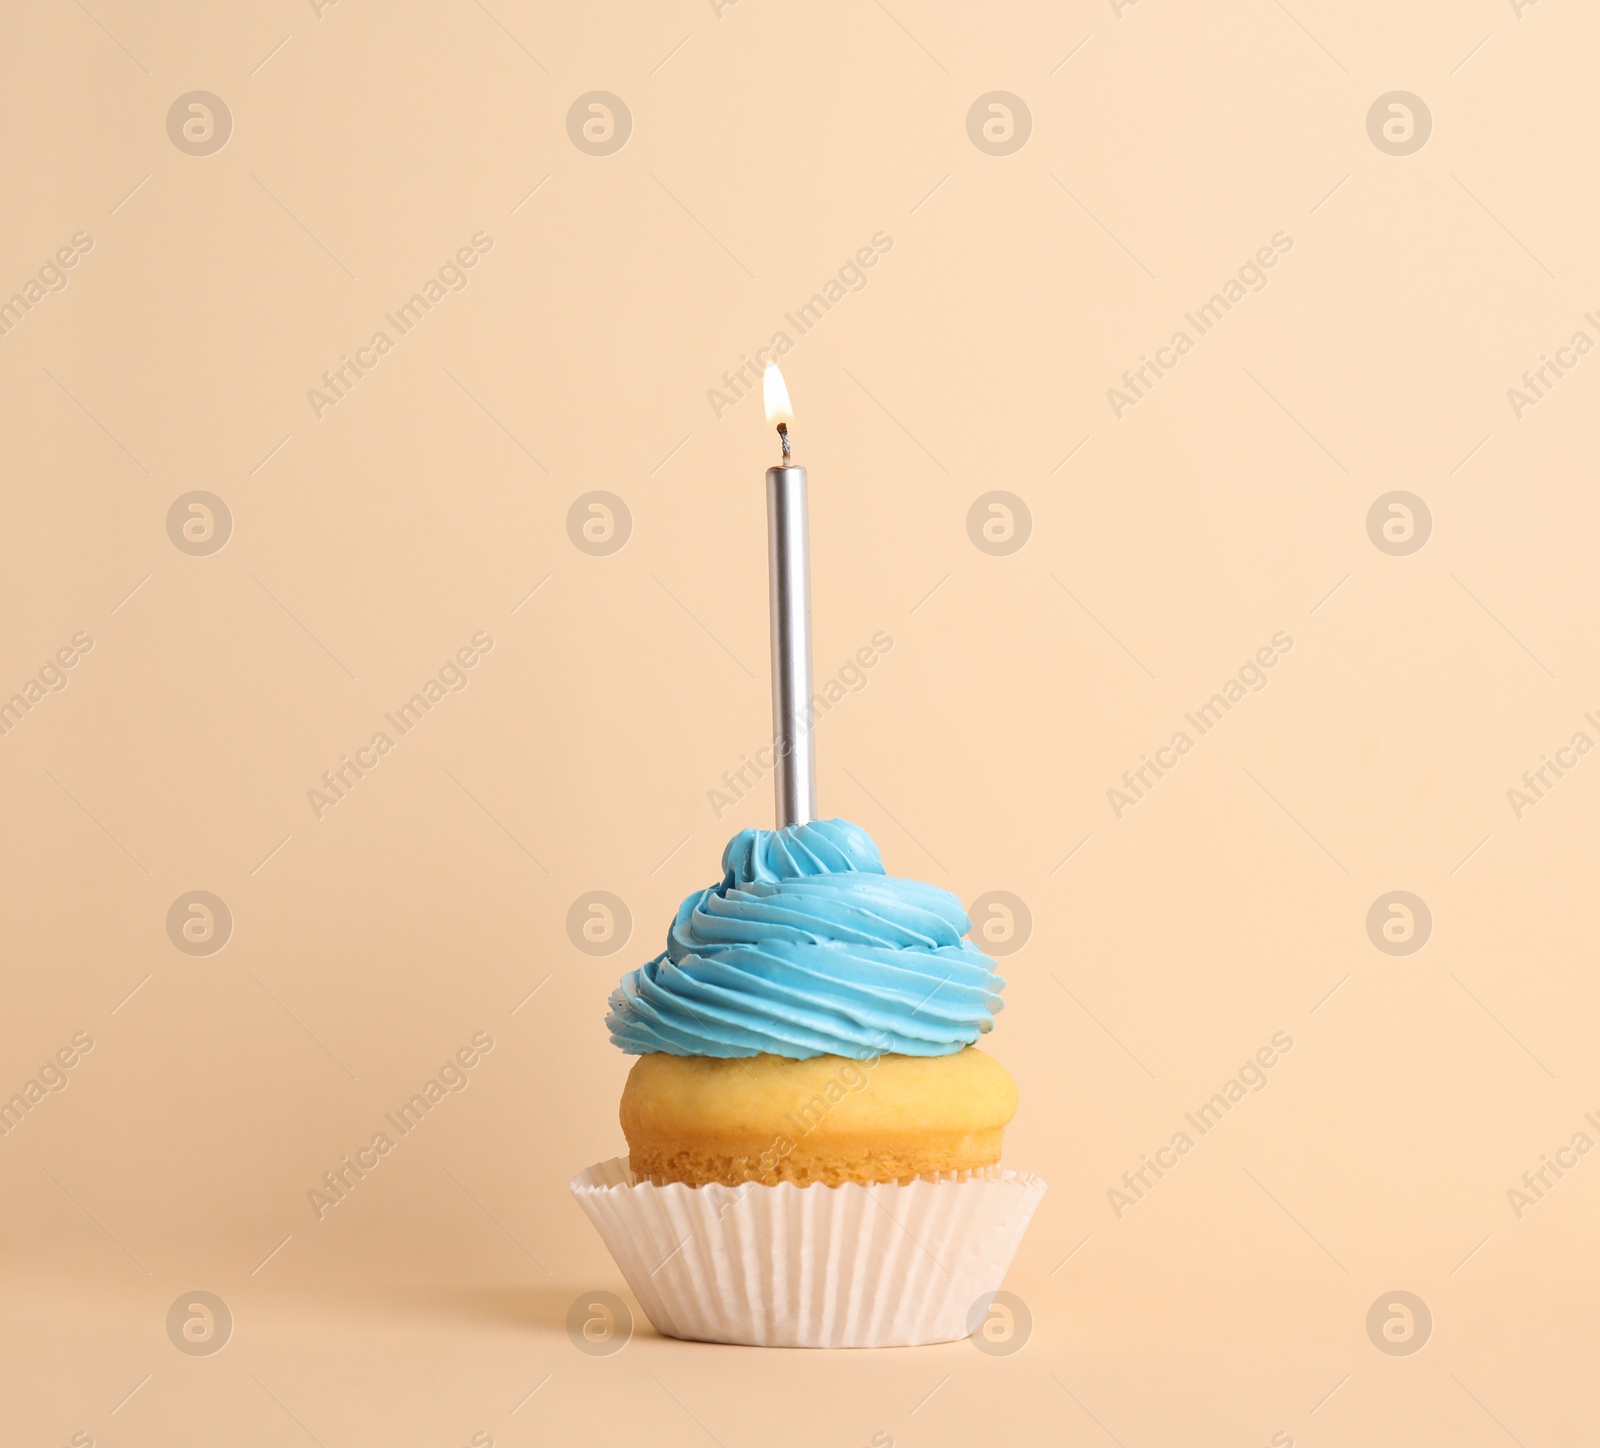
xmin=571 ymin=818 xmax=1046 ymax=1348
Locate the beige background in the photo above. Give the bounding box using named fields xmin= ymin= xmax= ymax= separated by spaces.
xmin=3 ymin=0 xmax=1597 ymax=1443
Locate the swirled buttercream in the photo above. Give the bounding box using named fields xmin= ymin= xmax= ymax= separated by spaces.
xmin=606 ymin=819 xmax=1005 ymax=1059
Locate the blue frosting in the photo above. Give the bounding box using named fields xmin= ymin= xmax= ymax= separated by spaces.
xmin=606 ymin=819 xmax=1005 ymax=1059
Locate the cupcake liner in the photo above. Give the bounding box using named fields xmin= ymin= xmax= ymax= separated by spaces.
xmin=570 ymin=1157 xmax=1047 ymax=1348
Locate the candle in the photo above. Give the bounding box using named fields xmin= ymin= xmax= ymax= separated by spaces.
xmin=762 ymin=361 xmax=815 ymax=829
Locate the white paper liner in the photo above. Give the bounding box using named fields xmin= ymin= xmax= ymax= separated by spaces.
xmin=570 ymin=1157 xmax=1047 ymax=1348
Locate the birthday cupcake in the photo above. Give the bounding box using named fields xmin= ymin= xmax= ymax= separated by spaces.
xmin=571 ymin=818 xmax=1046 ymax=1348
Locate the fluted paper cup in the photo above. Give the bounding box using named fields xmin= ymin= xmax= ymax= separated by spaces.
xmin=569 ymin=1157 xmax=1046 ymax=1348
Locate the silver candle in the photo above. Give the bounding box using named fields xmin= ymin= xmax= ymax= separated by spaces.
xmin=763 ymin=362 xmax=815 ymax=828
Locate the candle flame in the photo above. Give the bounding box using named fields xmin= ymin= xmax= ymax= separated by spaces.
xmin=763 ymin=361 xmax=793 ymax=426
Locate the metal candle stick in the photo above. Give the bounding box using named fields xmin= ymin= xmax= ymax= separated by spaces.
xmin=763 ymin=362 xmax=815 ymax=829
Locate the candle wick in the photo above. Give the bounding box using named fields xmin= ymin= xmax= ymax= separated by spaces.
xmin=776 ymin=422 xmax=790 ymax=464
